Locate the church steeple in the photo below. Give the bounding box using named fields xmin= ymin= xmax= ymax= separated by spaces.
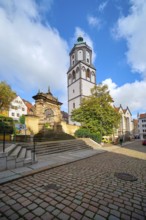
xmin=67 ymin=37 xmax=96 ymax=125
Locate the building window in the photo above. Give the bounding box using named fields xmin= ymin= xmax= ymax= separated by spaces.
xmin=87 ymin=58 xmax=89 ymax=63
xmin=86 ymin=68 xmax=90 ymax=79
xmin=17 ymin=113 xmax=20 ymax=117
xmin=45 ymin=109 xmax=54 ymax=118
xmin=73 ymin=103 xmax=75 ymax=108
xmin=73 ymin=89 xmax=75 ymax=93
xmin=12 ymin=113 xmax=15 ymax=116
xmin=22 ymin=108 xmax=25 ymax=111
xmin=72 ymin=70 xmax=76 ymax=81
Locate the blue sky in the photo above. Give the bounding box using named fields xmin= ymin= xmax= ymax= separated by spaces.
xmin=0 ymin=0 xmax=146 ymax=118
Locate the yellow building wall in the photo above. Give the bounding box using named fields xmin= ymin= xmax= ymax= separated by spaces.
xmin=0 ymin=134 xmax=11 ymax=141
xmin=61 ymin=121 xmax=79 ymax=136
xmin=0 ymin=110 xmax=9 ymax=117
xmin=25 ymin=115 xmax=39 ymax=135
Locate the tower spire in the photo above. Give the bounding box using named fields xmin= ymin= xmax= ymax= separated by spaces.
xmin=48 ymin=86 xmax=50 ymax=93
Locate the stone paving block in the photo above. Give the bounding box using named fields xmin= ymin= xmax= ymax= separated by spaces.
xmin=108 ymin=203 xmax=118 ymax=210
xmin=41 ymin=212 xmax=54 ymax=220
xmin=132 ymin=212 xmax=145 ymax=219
xmin=121 ymin=214 xmax=131 ymax=220
xmin=18 ymin=207 xmax=29 ymax=215
xmin=32 ymin=207 xmax=45 ymax=216
xmin=27 ymin=203 xmax=38 ymax=210
xmin=94 ymin=214 xmax=106 ymax=220
xmin=5 ymin=208 xmax=15 ymax=217
xmin=110 ymin=209 xmax=120 ymax=218
xmin=52 ymin=208 xmax=61 ymax=216
xmin=98 ymin=209 xmax=109 ymax=218
xmin=71 ymin=211 xmax=82 ymax=219
xmin=58 ymin=212 xmax=70 ymax=220
xmin=21 ymin=199 xmax=32 ymax=207
xmin=108 ymin=215 xmax=120 ymax=220
xmin=46 ymin=205 xmax=55 ymax=212
xmin=63 ymin=206 xmax=73 ymax=214
xmin=0 ymin=205 xmax=10 ymax=212
xmin=24 ymin=212 xmax=35 ymax=220
xmin=85 ymin=210 xmax=95 ymax=218
xmin=9 ymin=213 xmax=20 ymax=220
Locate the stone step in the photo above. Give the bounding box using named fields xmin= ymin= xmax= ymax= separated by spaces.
xmin=10 ymin=145 xmax=22 ymax=158
xmin=36 ymin=147 xmax=82 ymax=156
xmin=16 ymin=148 xmax=26 ymax=162
xmin=5 ymin=144 xmax=17 ymax=155
xmin=35 ymin=145 xmax=90 ymax=156
xmin=34 ymin=141 xmax=90 ymax=149
xmin=34 ymin=143 xmax=90 ymax=151
xmin=24 ymin=149 xmax=32 ymax=165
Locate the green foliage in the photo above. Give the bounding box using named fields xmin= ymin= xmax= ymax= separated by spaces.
xmin=0 ymin=81 xmax=16 ymax=111
xmin=71 ymin=84 xmax=121 ymax=136
xmin=19 ymin=115 xmax=25 ymax=124
xmin=0 ymin=115 xmax=14 ymax=134
xmin=75 ymin=128 xmax=101 ymax=143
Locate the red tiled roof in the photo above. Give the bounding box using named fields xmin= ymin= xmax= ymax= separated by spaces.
xmin=23 ymin=99 xmax=33 ymax=113
xmin=139 ymin=113 xmax=146 ymax=119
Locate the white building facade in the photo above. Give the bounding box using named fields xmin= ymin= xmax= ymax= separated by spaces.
xmin=67 ymin=37 xmax=96 ymax=124
xmin=114 ymin=105 xmax=134 ymax=140
xmin=138 ymin=113 xmax=146 ymax=140
xmin=9 ymin=96 xmax=27 ymax=121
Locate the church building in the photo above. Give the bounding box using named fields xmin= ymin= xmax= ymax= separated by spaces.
xmin=67 ymin=37 xmax=96 ymax=125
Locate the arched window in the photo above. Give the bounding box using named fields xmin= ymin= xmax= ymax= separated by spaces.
xmin=68 ymin=74 xmax=72 ymax=85
xmin=45 ymin=109 xmax=54 ymax=118
xmin=72 ymin=70 xmax=76 ymax=81
xmin=86 ymin=68 xmax=90 ymax=79
xmin=76 ymin=67 xmax=80 ymax=79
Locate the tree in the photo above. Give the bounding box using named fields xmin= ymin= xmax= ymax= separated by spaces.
xmin=0 ymin=81 xmax=16 ymax=111
xmin=19 ymin=115 xmax=25 ymax=124
xmin=71 ymin=84 xmax=121 ymax=136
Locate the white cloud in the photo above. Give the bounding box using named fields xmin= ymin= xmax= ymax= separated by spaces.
xmin=108 ymin=0 xmax=146 ymax=116
xmin=114 ymin=0 xmax=146 ymax=79
xmin=0 ymin=0 xmax=68 ymax=109
xmin=87 ymin=16 xmax=101 ymax=29
xmin=102 ymin=78 xmax=146 ymax=116
xmin=98 ymin=1 xmax=108 ymax=12
xmin=72 ymin=27 xmax=96 ymax=63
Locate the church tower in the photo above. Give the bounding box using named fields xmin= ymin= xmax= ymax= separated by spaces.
xmin=67 ymin=36 xmax=96 ymax=125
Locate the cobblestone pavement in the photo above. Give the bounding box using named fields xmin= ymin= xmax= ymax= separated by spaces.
xmin=0 ymin=142 xmax=146 ymax=219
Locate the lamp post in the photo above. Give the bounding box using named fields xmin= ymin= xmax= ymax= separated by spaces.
xmin=0 ymin=118 xmax=6 ymax=152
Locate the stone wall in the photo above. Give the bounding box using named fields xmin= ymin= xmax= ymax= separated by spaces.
xmin=61 ymin=121 xmax=79 ymax=136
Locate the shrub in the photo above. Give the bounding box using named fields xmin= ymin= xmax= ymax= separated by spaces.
xmin=75 ymin=128 xmax=101 ymax=143
xmin=0 ymin=115 xmax=14 ymax=134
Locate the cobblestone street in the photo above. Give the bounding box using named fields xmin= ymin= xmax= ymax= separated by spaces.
xmin=0 ymin=142 xmax=146 ymax=220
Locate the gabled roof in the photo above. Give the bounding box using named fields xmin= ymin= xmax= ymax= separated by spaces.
xmin=114 ymin=105 xmax=132 ymax=116
xmin=32 ymin=89 xmax=62 ymax=106
xmin=22 ymin=99 xmax=33 ymax=113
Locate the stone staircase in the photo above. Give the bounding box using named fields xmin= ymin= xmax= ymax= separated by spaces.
xmin=29 ymin=139 xmax=95 ymax=156
xmin=0 ymin=144 xmax=36 ymax=171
